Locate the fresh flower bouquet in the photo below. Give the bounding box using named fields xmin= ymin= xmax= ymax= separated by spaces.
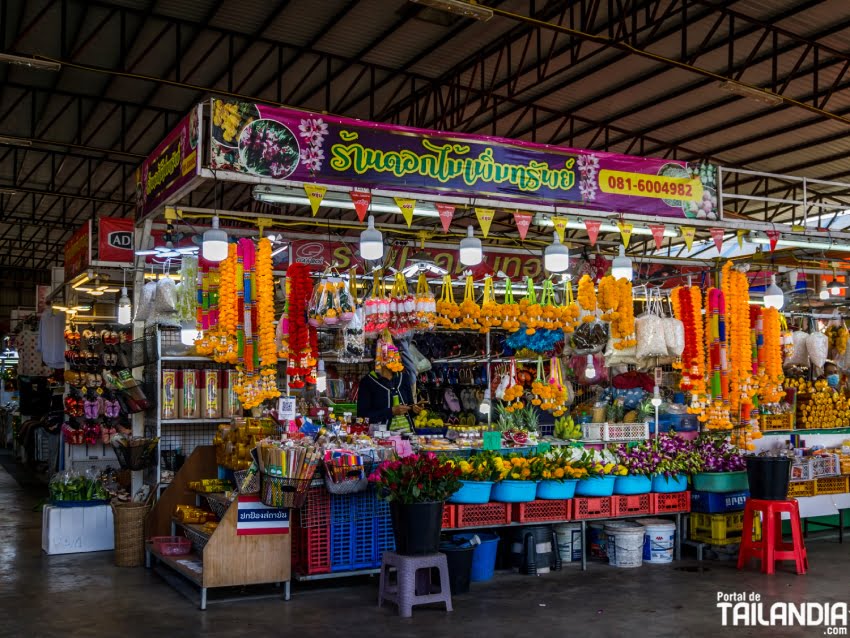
xmin=501 ymin=454 xmax=539 ymax=481
xmin=693 ymin=434 xmax=746 ymax=473
xmin=369 ymin=453 xmax=462 ymax=504
xmin=539 ymin=449 xmax=589 ymax=481
xmin=448 ymin=452 xmax=509 ymax=482
xmin=585 ymin=448 xmax=628 ymax=476
xmin=616 ymin=433 xmax=699 ymax=477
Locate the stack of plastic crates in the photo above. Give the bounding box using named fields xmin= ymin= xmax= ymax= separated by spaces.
xmin=329 ymin=487 xmax=394 ymax=572
xmin=291 ymin=488 xmax=331 ymax=575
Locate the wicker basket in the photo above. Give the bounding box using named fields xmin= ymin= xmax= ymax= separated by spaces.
xmin=234 ymin=468 xmax=259 ymax=495
xmin=112 ymin=501 xmax=151 ymax=567
xmin=260 ymin=473 xmax=312 ymax=508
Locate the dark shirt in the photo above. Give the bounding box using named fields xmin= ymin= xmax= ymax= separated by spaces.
xmin=357 ymin=370 xmax=415 ymax=428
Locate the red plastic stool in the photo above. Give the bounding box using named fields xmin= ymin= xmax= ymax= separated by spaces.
xmin=737 ymin=498 xmax=808 ymax=575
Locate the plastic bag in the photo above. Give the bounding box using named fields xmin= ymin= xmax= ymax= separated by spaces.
xmin=388 ymin=273 xmax=415 ymax=338
xmin=363 ymin=271 xmax=390 ymax=338
xmin=175 ymin=256 xmax=198 ymax=324
xmin=407 ymin=343 xmax=432 ymax=373
xmin=154 ymin=277 xmax=178 ymax=313
xmin=414 ymin=273 xmax=436 ymax=331
xmin=786 ymin=330 xmax=809 ymax=366
xmin=337 ymin=276 xmax=355 ymax=323
xmin=134 ymin=281 xmax=156 ymax=323
xmin=807 ymin=331 xmax=829 ymax=370
xmin=571 ymin=320 xmax=609 ymax=355
xmin=339 ymin=306 xmax=366 ymax=362
xmin=604 ymin=333 xmax=637 ymax=366
xmin=635 ymin=313 xmax=667 ymax=359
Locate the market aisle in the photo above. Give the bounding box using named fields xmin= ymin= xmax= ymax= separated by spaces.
xmin=0 ymin=462 xmax=844 ymax=638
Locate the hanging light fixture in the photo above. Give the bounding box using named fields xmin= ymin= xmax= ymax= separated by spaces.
xmin=543 ymin=231 xmax=570 ymax=273
xmin=459 ymin=226 xmax=482 ymax=266
xmin=763 ymin=274 xmax=784 ymax=310
xmin=202 ymin=216 xmax=228 ymax=262
xmin=478 ymin=388 xmax=491 ymax=416
xmin=611 ymin=245 xmax=633 ymax=281
xmin=117 ymin=287 xmax=132 ymax=324
xmin=359 ymin=215 xmax=384 ymax=260
xmin=820 ymin=280 xmax=830 ymax=300
xmin=831 ymin=281 xmax=842 ymax=296
xmin=584 ymin=354 xmax=596 ymax=379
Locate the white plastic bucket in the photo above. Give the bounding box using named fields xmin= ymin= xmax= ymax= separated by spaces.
xmin=604 ymin=522 xmax=644 ymax=568
xmin=639 ymin=518 xmax=676 ymax=564
xmin=554 ymin=523 xmax=582 ymax=562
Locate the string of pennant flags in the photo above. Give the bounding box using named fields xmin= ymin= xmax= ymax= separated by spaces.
xmin=301 ymin=183 xmax=782 ymax=253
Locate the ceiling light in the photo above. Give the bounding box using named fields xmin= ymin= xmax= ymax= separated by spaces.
xmin=763 ymin=275 xmax=784 ymax=310
xmin=543 ymin=231 xmax=569 ymax=273
xmin=611 ymin=245 xmax=633 ymax=281
xmin=535 ymin=213 xmax=678 ymax=238
xmin=750 ymin=236 xmax=850 ymax=252
xmin=718 ymin=80 xmax=783 ymax=105
xmin=459 ymin=226 xmax=482 ymax=266
xmin=253 ymin=186 xmax=440 ymax=218
xmin=271 ymin=244 xmax=289 ymax=258
xmin=117 ymin=287 xmax=132 ymax=324
xmin=820 ymin=281 xmax=830 ymax=300
xmin=408 ymin=0 xmax=493 ymax=21
xmin=202 ymin=216 xmax=228 ymax=262
xmin=0 ymin=53 xmax=61 ymax=71
xmin=360 ymin=215 xmax=384 ymax=261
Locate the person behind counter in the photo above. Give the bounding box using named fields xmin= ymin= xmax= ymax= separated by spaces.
xmin=356 ymin=337 xmax=422 ymax=432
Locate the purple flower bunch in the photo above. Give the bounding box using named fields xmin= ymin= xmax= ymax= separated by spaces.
xmin=616 ymin=433 xmax=696 ymax=477
xmin=694 ymin=435 xmax=746 ymax=473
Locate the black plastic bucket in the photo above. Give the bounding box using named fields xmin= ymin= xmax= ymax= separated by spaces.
xmin=440 ymin=542 xmax=475 ymax=595
xmin=390 ymin=501 xmax=444 ymax=555
xmin=745 ymin=456 xmax=791 ymax=500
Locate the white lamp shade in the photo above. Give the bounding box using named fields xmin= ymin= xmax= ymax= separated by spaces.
xmin=459 ymin=226 xmax=482 ymax=266
xmin=584 ymin=354 xmax=595 ymax=377
xmin=763 ymin=275 xmax=784 ymax=310
xmin=611 ymin=245 xmax=633 ymax=281
xmin=831 ymin=283 xmax=842 ymax=295
xmin=360 ymin=215 xmax=384 ymax=260
xmin=544 ymin=231 xmax=570 ymax=272
xmin=202 ymin=216 xmax=228 ymax=262
xmin=820 ymin=281 xmax=830 ymax=300
xmin=117 ymin=287 xmax=132 ymax=324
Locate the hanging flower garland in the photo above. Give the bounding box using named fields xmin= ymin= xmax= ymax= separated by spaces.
xmin=435 ymin=275 xmax=460 ymax=329
xmin=519 ymin=278 xmax=542 ymax=334
xmin=458 ymin=275 xmax=481 ymax=330
xmin=500 ymin=278 xmax=522 ymax=333
xmin=759 ymin=306 xmax=785 ymax=403
xmin=722 ymin=262 xmax=756 ymax=415
xmin=479 ymin=276 xmax=502 ymax=333
xmin=577 ymin=274 xmax=597 ymax=319
xmin=610 ymin=278 xmax=636 ymax=349
xmin=597 ymin=276 xmax=618 ymax=321
xmin=559 ymin=278 xmax=580 ymax=334
xmin=671 ymin=286 xmax=706 ymax=394
xmin=285 ymin=262 xmax=315 ymax=388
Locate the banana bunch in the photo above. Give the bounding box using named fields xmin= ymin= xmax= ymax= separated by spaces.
xmin=413 ymin=410 xmax=445 ymax=429
xmin=554 ymin=415 xmax=582 ymax=440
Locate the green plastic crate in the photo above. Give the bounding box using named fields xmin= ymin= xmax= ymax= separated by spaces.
xmin=691 ymin=471 xmax=749 ymax=493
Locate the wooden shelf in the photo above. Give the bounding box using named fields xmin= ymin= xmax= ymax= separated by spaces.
xmin=146 ymin=544 xmax=204 ymax=586
xmin=172 ymin=518 xmax=213 ymax=539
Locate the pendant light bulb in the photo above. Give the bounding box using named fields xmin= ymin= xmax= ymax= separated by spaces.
xmin=544 ymin=231 xmax=570 ymax=273
xmin=611 ymin=245 xmax=633 ymax=281
xmin=820 ymin=280 xmax=830 ymax=300
xmin=359 ymin=215 xmax=384 ymax=260
xmin=763 ymin=274 xmax=785 ymax=310
xmin=202 ymin=216 xmax=229 ymax=262
xmin=831 ymin=282 xmax=842 ymax=296
xmin=584 ymin=354 xmax=596 ymax=379
xmin=459 ymin=226 xmax=483 ymax=266
xmin=117 ymin=287 xmax=132 ymax=324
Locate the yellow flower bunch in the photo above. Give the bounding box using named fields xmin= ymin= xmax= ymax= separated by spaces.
xmin=436 ymin=275 xmax=460 ymax=329
xmin=505 ymin=455 xmax=533 ymax=480
xmin=610 ymin=278 xmax=637 ymax=349
xmin=597 ymin=276 xmax=618 ymax=321
xmin=478 ymin=277 xmax=502 ymax=333
xmin=256 ymin=238 xmax=278 ymax=372
xmin=700 ymin=400 xmax=733 ymax=430
xmin=577 ymin=274 xmax=597 ymax=314
xmin=589 ymin=462 xmax=628 ymax=476
xmin=458 ymin=275 xmax=481 ymax=330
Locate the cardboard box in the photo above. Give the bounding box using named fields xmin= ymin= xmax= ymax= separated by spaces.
xmin=42 ymin=504 xmax=114 ymax=555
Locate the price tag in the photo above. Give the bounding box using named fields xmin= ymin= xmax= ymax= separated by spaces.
xmin=599 ymin=169 xmax=702 ymax=202
xmin=483 ymin=431 xmax=501 ymax=450
xmin=278 ymin=396 xmax=297 ymax=421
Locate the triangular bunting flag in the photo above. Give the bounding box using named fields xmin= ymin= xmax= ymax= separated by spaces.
xmin=680 ymin=226 xmax=696 ymax=251
xmin=304 ymin=184 xmax=327 ymax=217
xmin=766 ymin=229 xmax=780 ymax=251
xmin=514 ymin=212 xmax=532 ymax=241
xmin=617 ymin=221 xmax=634 ymax=249
xmin=552 ymin=216 xmax=568 ymax=243
xmin=349 ymin=190 xmax=371 ymax=222
xmin=584 ymin=219 xmax=602 ymax=246
xmin=648 ymin=224 xmax=666 ymax=251
xmin=710 ymin=228 xmax=725 ymax=253
xmin=737 ymin=229 xmax=747 ymax=249
xmin=394 ymin=197 xmax=416 ymax=228
xmin=475 ymin=207 xmax=495 ymax=238
xmin=436 ymin=203 xmax=455 ymax=233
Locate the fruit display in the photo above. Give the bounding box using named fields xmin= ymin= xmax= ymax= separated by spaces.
xmin=554 ymin=414 xmax=581 ymax=439
xmin=413 ymin=409 xmax=445 ymax=430
xmin=788 ymin=378 xmax=850 ymax=429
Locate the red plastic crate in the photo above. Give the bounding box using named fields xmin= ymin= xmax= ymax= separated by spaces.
xmin=441 ymin=504 xmax=455 ymax=529
xmin=613 ymin=493 xmax=652 ymax=516
xmin=651 ymin=491 xmax=691 ymax=514
xmin=573 ymin=497 xmax=614 ymax=520
xmin=292 ymin=525 xmax=331 ymax=575
xmin=300 ymin=487 xmax=331 ymax=529
xmin=453 ymin=502 xmax=511 ymax=528
xmin=511 ymin=499 xmax=571 ymax=523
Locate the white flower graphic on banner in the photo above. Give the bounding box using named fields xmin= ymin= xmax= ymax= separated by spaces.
xmin=298 ymin=118 xmax=329 ymax=173
xmin=578 ymin=153 xmax=600 ymax=202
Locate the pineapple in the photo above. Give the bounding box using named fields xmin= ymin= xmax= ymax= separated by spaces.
xmin=636 ymin=398 xmax=655 ymax=423
xmin=623 ymin=410 xmax=638 ymax=424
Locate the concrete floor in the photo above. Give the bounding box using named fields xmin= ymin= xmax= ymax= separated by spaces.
xmin=2 ymin=463 xmax=848 ymax=638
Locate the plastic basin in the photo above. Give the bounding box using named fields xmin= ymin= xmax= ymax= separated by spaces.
xmin=490 ymin=480 xmax=537 ymax=503
xmin=651 ymin=474 xmax=689 ymax=493
xmin=614 ymin=475 xmax=652 ymax=495
xmin=448 ymin=481 xmax=494 ymax=504
xmin=692 ymin=471 xmax=749 ymax=493
xmin=536 ymin=479 xmax=578 ymax=500
xmin=575 ymin=475 xmax=616 ymax=497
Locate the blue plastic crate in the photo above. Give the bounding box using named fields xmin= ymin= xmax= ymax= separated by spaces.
xmin=330 ymin=493 xmax=354 ymax=523
xmin=352 ymin=490 xmax=376 ymax=520
xmin=374 ymin=494 xmax=390 ymax=519
xmin=374 ymin=516 xmax=395 ymax=563
xmin=656 ymin=413 xmax=699 ymax=433
xmin=352 ymin=517 xmax=375 ymax=569
xmin=330 ymin=522 xmax=355 ymax=571
xmin=690 ymin=490 xmax=750 ymax=513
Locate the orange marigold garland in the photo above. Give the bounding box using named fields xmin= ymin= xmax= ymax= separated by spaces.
xmin=500 ymin=278 xmax=522 ymax=333
xmin=670 ymin=286 xmax=706 ymax=395
xmin=758 ymin=306 xmax=785 ymax=404
xmin=519 ymin=277 xmax=542 ymax=334
xmin=435 ymin=275 xmax=460 ymax=329
xmin=560 ymin=278 xmax=580 ymax=334
xmin=458 ymin=275 xmax=481 ymax=331
xmin=610 ymin=278 xmax=636 ymax=350
xmin=577 ymin=274 xmax=597 ymax=318
xmin=478 ymin=275 xmax=501 ymax=333
xmin=597 ymin=276 xmax=618 ymax=321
